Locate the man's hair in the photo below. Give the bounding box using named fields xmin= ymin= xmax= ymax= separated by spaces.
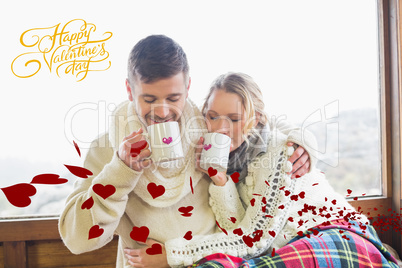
xmin=127 ymin=35 xmax=189 ymax=89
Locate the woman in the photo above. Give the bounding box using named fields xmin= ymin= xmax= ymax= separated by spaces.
xmin=162 ymin=72 xmax=399 ymax=267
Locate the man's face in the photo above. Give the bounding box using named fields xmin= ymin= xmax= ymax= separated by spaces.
xmin=126 ymin=72 xmax=190 ymax=126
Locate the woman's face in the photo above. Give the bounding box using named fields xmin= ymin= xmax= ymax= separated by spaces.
xmin=204 ymin=89 xmax=247 ymax=151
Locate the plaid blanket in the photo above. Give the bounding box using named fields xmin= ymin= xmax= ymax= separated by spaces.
xmin=188 ymin=219 xmax=399 ymax=268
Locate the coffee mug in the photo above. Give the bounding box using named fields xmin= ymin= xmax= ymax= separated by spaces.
xmin=200 ymin=132 xmax=231 ymax=172
xmin=145 ymin=121 xmax=184 ymax=163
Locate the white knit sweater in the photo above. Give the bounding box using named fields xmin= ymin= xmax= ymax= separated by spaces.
xmin=165 ymin=129 xmax=368 ymax=267
xmin=58 ymin=99 xmax=217 ymax=268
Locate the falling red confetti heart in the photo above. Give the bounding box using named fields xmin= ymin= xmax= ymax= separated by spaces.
xmin=250 ymin=198 xmax=255 ymax=206
xmin=216 ymin=220 xmax=228 ymax=235
xmin=278 ymin=204 xmax=285 ymax=210
xmin=284 ymin=190 xmax=291 ymax=196
xmin=268 ymin=231 xmax=276 ymax=237
xmin=288 ymin=217 xmax=294 ymax=222
xmin=30 ymin=174 xmax=68 ymax=185
xmin=190 ymin=177 xmax=194 ymax=194
xmin=229 ymin=217 xmax=237 ymax=223
xmin=265 ymin=181 xmax=270 ymax=186
xmin=184 ymin=231 xmax=193 ymax=240
xmin=347 ymin=189 xmax=352 ymax=194
xmin=130 ymin=140 xmax=148 ymax=157
xmin=233 ymin=228 xmax=243 ymax=236
xmin=1 ymin=183 xmax=37 ymax=208
xmin=81 ymin=196 xmax=94 ymax=210
xmin=290 ymin=195 xmax=299 ymax=201
xmin=262 ymin=197 xmax=267 ymax=204
xmin=312 ymin=183 xmax=319 ymax=186
xmin=64 ymin=164 xmax=93 ymax=178
xmin=298 ymin=191 xmax=306 ymax=199
xmin=147 ymin=183 xmax=165 ymax=199
xmin=253 ymin=230 xmax=263 ymax=242
xmin=146 ymin=243 xmax=162 ymax=255
xmin=332 ymin=199 xmax=337 ymax=205
xmin=242 ymin=235 xmax=253 ymax=247
xmin=231 ymin=172 xmax=240 ymax=183
xmin=73 ymin=140 xmax=81 ymax=157
xmin=178 ymin=206 xmax=194 ymax=217
xmin=88 ymin=225 xmax=104 ymax=240
xmin=93 ymin=184 xmax=116 ymax=200
xmin=130 ymin=226 xmax=150 ymax=243
xmin=271 ymin=248 xmax=276 ymax=257
xmin=208 ymin=167 xmax=218 ymax=177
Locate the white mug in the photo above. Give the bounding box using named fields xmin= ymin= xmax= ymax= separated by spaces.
xmin=145 ymin=121 xmax=184 ymax=163
xmin=200 ymin=132 xmax=231 ymax=172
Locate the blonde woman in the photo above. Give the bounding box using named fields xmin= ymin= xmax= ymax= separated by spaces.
xmin=162 ymin=72 xmax=399 ymax=267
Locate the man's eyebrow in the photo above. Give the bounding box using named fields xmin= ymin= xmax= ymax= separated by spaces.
xmin=141 ymin=93 xmax=183 ymax=98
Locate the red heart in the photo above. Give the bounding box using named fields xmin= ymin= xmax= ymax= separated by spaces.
xmin=229 ymin=217 xmax=237 ymax=223
xmin=299 ymin=191 xmax=306 ymax=199
xmin=242 ymin=235 xmax=253 ymax=247
xmin=93 ymin=184 xmax=116 ymax=199
xmin=88 ymin=225 xmax=104 ymax=240
xmin=178 ymin=206 xmax=193 ymax=217
xmin=233 ymin=228 xmax=243 ymax=236
xmin=1 ymin=183 xmax=37 ymax=208
xmin=130 ymin=140 xmax=148 ymax=157
xmin=268 ymin=231 xmax=276 ymax=237
xmin=347 ymin=189 xmax=352 ymax=195
xmin=230 ymin=172 xmax=240 ymax=183
xmin=73 ymin=140 xmax=81 ymax=157
xmin=30 ymin=174 xmax=68 ymax=185
xmin=130 ymin=226 xmax=150 ymax=243
xmin=183 ymin=231 xmax=193 ymax=240
xmin=146 ymin=243 xmax=162 ymax=255
xmin=253 ymin=230 xmax=263 ymax=242
xmin=290 ymin=195 xmax=299 ymax=201
xmin=208 ymin=167 xmax=218 ymax=177
xmin=250 ymin=198 xmax=255 ymax=207
xmin=64 ymin=164 xmax=93 ymax=178
xmin=81 ymin=196 xmax=94 ymax=210
xmin=147 ymin=183 xmax=165 ymax=199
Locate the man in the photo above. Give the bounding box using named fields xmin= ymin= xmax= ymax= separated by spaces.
xmin=59 ymin=35 xmax=314 ymax=268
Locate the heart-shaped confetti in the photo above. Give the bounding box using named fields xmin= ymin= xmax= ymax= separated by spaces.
xmin=130 ymin=226 xmax=150 ymax=243
xmin=242 ymin=235 xmax=253 ymax=247
xmin=208 ymin=167 xmax=218 ymax=177
xmin=233 ymin=228 xmax=243 ymax=236
xmin=268 ymin=230 xmax=276 ymax=237
xmin=1 ymin=183 xmax=37 ymax=208
xmin=231 ymin=172 xmax=240 ymax=183
xmin=130 ymin=140 xmax=148 ymax=157
xmin=146 ymin=243 xmax=162 ymax=255
xmin=81 ymin=196 xmax=94 ymax=210
xmin=183 ymin=231 xmax=193 ymax=240
xmin=64 ymin=164 xmax=93 ymax=178
xmin=73 ymin=140 xmax=81 ymax=157
xmin=229 ymin=217 xmax=237 ymax=223
xmin=30 ymin=174 xmax=68 ymax=185
xmin=178 ymin=206 xmax=194 ymax=217
xmin=93 ymin=184 xmax=116 ymax=199
xmin=147 ymin=183 xmax=165 ymax=199
xmin=88 ymin=225 xmax=104 ymax=240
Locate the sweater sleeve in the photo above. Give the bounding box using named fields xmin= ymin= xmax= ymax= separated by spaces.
xmin=165 ymin=139 xmax=297 ymax=267
xmin=208 ymin=178 xmax=246 ymax=230
xmin=270 ymin=119 xmax=319 ymax=171
xmin=58 ymin=133 xmax=143 ymax=254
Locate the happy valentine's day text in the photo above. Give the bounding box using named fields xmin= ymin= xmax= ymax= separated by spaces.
xmin=11 ymin=19 xmax=112 ymax=81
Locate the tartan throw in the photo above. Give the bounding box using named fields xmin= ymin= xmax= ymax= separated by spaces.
xmin=188 ymin=219 xmax=399 ymax=268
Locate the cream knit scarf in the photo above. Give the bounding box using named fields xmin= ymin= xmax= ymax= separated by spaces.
xmin=109 ymin=99 xmax=207 ymax=208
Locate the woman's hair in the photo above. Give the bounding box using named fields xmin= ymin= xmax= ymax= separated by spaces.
xmin=201 ymin=72 xmax=268 ymax=140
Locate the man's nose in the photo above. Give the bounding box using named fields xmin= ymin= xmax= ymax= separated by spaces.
xmin=153 ymin=104 xmax=170 ymax=119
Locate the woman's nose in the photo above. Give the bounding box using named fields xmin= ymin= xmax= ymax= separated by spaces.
xmin=215 ymin=118 xmax=231 ymax=135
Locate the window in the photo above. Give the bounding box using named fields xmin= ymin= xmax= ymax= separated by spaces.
xmin=0 ymin=0 xmax=387 ymax=219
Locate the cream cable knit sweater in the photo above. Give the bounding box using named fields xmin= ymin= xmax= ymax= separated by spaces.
xmin=58 ymin=99 xmax=217 ymax=268
xmin=165 ymin=129 xmax=368 ymax=267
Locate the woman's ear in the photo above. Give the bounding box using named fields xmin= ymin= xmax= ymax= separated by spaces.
xmin=254 ymin=112 xmax=261 ymax=127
